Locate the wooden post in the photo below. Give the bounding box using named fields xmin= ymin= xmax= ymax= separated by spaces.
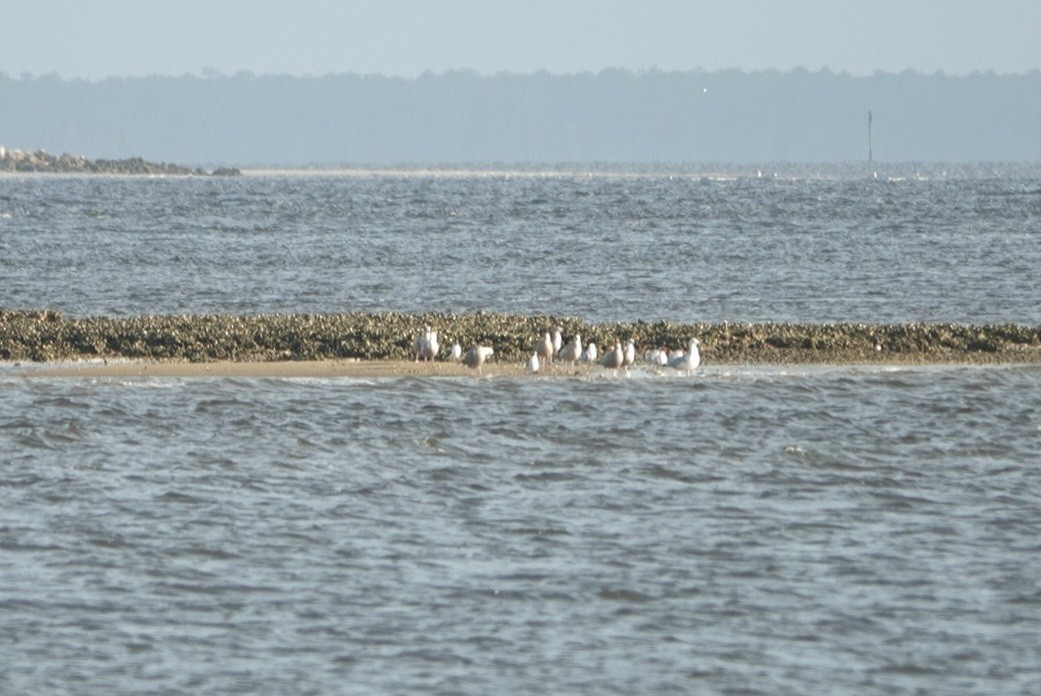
xmin=868 ymin=110 xmax=873 ymax=163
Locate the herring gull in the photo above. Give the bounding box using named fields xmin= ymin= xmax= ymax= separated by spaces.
xmin=601 ymin=341 xmax=624 ymax=370
xmin=534 ymin=332 xmax=555 ymax=365
xmin=463 ymin=345 xmax=495 ymax=375
xmin=413 ymin=326 xmax=439 ymax=362
xmin=667 ymin=338 xmax=701 ymax=373
xmin=558 ymin=333 xmax=582 ymax=367
xmin=645 ymin=346 xmax=669 ymax=367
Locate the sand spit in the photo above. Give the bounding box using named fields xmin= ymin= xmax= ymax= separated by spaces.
xmin=18 ymin=359 xmax=555 ymax=379
xmin=3 ymin=309 xmax=1041 ymax=369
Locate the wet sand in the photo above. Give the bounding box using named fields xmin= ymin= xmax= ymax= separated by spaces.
xmin=13 ymin=353 xmax=1041 ymax=379
xmin=16 ymin=359 xmax=563 ymax=379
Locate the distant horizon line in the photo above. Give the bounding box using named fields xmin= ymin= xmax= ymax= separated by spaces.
xmin=4 ymin=65 xmax=1041 ymax=83
xmin=4 ymin=162 xmax=1040 ymax=175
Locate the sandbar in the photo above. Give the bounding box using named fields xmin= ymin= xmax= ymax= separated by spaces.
xmin=14 ymin=359 xmax=578 ymax=379
xmin=12 ymin=354 xmax=1041 ymax=380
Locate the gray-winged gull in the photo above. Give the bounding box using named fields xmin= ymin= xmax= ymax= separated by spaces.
xmin=558 ymin=333 xmax=582 ymax=367
xmin=601 ymin=341 xmax=624 ymax=370
xmin=534 ymin=332 xmax=554 ymax=365
xmin=463 ymin=345 xmax=494 ymax=375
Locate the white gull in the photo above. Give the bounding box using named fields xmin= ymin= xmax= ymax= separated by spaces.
xmin=525 ymin=352 xmax=541 ymax=373
xmin=622 ymin=339 xmax=636 ymax=368
xmin=534 ymin=331 xmax=554 ymax=366
xmin=413 ymin=326 xmax=439 ymax=362
xmin=581 ymin=342 xmax=598 ymax=363
xmin=667 ymin=338 xmax=701 ymax=373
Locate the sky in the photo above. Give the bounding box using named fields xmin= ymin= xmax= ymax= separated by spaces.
xmin=3 ymin=1 xmax=1040 ymax=80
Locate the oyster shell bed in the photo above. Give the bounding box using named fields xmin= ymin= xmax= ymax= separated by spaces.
xmin=3 ymin=309 xmax=1041 ymax=365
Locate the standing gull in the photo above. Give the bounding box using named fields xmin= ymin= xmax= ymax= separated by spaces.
xmin=558 ymin=333 xmax=582 ymax=367
xmin=463 ymin=345 xmax=494 ymax=375
xmin=551 ymin=327 xmax=563 ymax=355
xmin=645 ymin=346 xmax=669 ymax=367
xmin=622 ymin=339 xmax=636 ymax=369
xmin=412 ymin=328 xmax=426 ymax=362
xmin=667 ymin=337 xmax=702 ymax=374
xmin=534 ymin=332 xmax=555 ymax=366
xmin=413 ymin=326 xmax=439 ymax=362
xmin=581 ymin=342 xmax=598 ymax=364
xmin=426 ymin=329 xmax=440 ymax=361
xmin=525 ymin=352 xmax=541 ymax=373
xmin=601 ymin=341 xmax=624 ymax=371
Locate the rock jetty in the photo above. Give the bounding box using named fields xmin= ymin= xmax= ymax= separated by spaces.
xmin=0 ymin=148 xmax=239 ymax=175
xmin=2 ymin=309 xmax=1040 ymax=365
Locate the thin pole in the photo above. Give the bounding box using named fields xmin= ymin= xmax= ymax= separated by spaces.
xmin=868 ymin=110 xmax=873 ymax=163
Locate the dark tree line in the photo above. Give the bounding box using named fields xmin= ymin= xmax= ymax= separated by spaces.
xmin=2 ymin=68 xmax=1039 ymax=165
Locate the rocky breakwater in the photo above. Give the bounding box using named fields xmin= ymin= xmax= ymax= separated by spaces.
xmin=0 ymin=148 xmax=239 ymax=175
xmin=3 ymin=309 xmax=1041 ymax=365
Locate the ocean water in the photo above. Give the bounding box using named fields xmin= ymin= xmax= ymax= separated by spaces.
xmin=1 ymin=167 xmax=1040 ymax=322
xmin=3 ymin=168 xmax=1041 ymax=694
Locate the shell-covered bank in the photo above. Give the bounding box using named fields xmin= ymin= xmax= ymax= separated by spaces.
xmin=3 ymin=309 xmax=1041 ymax=365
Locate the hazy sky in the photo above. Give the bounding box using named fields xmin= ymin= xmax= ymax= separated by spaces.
xmin=3 ymin=1 xmax=1040 ymax=79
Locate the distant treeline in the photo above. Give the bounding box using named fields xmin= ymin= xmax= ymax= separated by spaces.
xmin=1 ymin=68 xmax=1039 ymax=165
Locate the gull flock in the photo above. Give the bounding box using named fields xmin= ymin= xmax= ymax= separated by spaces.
xmin=412 ymin=325 xmax=700 ymax=377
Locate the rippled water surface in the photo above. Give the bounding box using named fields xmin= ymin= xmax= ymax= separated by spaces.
xmin=2 ymin=168 xmax=1040 ymax=322
xmin=3 ymin=169 xmax=1041 ymax=694
xmin=3 ymin=366 xmax=1041 ymax=694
